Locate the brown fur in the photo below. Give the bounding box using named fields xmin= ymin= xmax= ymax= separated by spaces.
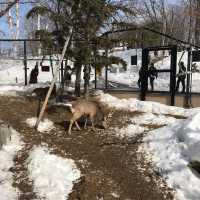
xmin=67 ymin=99 xmax=107 ymax=134
xmin=32 ymin=85 xmax=57 ymax=100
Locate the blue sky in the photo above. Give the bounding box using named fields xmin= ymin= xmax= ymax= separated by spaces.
xmin=0 ymin=0 xmax=180 ymax=39
xmin=0 ymin=3 xmax=31 ymax=38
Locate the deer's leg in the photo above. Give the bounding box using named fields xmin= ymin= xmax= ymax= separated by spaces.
xmin=68 ymin=119 xmax=74 ymax=134
xmin=75 ymin=121 xmax=81 ymax=131
xmin=90 ymin=117 xmax=95 ymax=131
xmin=84 ymin=117 xmax=88 ymax=129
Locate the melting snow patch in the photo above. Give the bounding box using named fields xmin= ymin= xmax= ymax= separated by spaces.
xmin=0 ymin=128 xmax=24 ymax=200
xmin=131 ymin=113 xmax=178 ymax=126
xmin=141 ymin=112 xmax=200 ymax=200
xmin=114 ymin=124 xmax=147 ymax=139
xmin=98 ymin=93 xmax=200 ymax=117
xmin=27 ymin=147 xmax=81 ymax=200
xmin=25 ymin=117 xmax=54 ymax=132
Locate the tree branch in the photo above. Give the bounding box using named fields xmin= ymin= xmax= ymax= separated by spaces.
xmin=0 ymin=0 xmax=19 ymax=18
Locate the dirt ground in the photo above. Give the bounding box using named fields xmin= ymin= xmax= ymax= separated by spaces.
xmin=0 ymin=95 xmax=175 ymax=200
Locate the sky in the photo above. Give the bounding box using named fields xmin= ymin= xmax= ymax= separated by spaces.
xmin=0 ymin=2 xmax=31 ymax=38
xmin=168 ymin=0 xmax=179 ymax=3
xmin=0 ymin=0 xmax=181 ymax=39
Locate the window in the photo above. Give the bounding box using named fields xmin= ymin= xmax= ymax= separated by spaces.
xmin=131 ymin=55 xmax=137 ymax=65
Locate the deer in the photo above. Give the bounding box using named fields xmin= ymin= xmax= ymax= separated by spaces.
xmin=66 ymin=99 xmax=108 ymax=134
xmin=29 ymin=85 xmax=58 ymax=117
xmin=31 ymin=84 xmax=57 ymax=100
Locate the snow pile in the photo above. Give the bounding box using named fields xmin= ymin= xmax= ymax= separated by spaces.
xmin=98 ymin=92 xmax=200 ymax=199
xmin=0 ymin=82 xmax=53 ymax=96
xmin=142 ymin=112 xmax=200 ymax=200
xmin=99 ymin=92 xmax=200 ymax=117
xmin=131 ymin=113 xmax=178 ymax=126
xmin=112 ymin=113 xmax=176 ymax=139
xmin=0 ymin=84 xmax=26 ymax=96
xmin=25 ymin=118 xmax=54 ymax=133
xmin=28 ymin=147 xmax=81 ymax=200
xmin=0 ymin=129 xmax=24 ymax=200
xmin=177 ymin=113 xmax=200 ymax=162
xmin=114 ymin=124 xmax=147 ymax=139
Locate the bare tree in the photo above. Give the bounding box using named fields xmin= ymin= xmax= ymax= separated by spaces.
xmin=0 ymin=0 xmax=19 ymax=18
xmin=6 ymin=1 xmax=20 ymax=56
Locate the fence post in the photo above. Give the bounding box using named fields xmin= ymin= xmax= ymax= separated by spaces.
xmin=140 ymin=48 xmax=149 ymax=101
xmin=24 ymin=40 xmax=28 ymax=85
xmin=185 ymin=47 xmax=192 ymax=108
xmin=170 ymin=45 xmax=177 ymax=106
xmin=95 ymin=65 xmax=97 ymax=89
xmin=105 ymin=48 xmax=108 ymax=91
xmin=61 ymin=60 xmax=64 ymax=89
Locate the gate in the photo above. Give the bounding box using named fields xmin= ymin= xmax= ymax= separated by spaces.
xmin=140 ymin=45 xmax=177 ymax=106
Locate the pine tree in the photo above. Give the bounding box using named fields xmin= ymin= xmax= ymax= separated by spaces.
xmin=26 ymin=0 xmax=134 ymax=96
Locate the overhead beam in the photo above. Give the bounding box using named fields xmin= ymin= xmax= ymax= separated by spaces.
xmin=100 ymin=26 xmax=200 ymax=49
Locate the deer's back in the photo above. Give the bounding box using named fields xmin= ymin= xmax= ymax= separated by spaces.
xmin=72 ymin=100 xmax=99 ymax=117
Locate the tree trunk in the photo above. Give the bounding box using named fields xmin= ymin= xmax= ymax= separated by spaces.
xmin=74 ymin=59 xmax=82 ymax=97
xmin=195 ymin=0 xmax=200 ymax=45
xmin=37 ymin=14 xmax=41 ymax=56
xmin=83 ymin=65 xmax=91 ymax=99
xmin=14 ymin=2 xmax=20 ymax=57
xmin=188 ymin=0 xmax=193 ymax=43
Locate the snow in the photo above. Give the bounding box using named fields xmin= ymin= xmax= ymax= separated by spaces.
xmin=113 ymin=124 xmax=147 ymax=139
xmin=97 ymin=49 xmax=200 ymax=92
xmin=0 ymin=48 xmax=200 ymax=92
xmin=1 ymin=49 xmax=200 ymax=199
xmin=98 ymin=92 xmax=200 ymax=199
xmin=98 ymin=92 xmax=200 ymax=117
xmin=176 ymin=113 xmax=200 ymax=162
xmin=0 ymin=128 xmax=24 ymax=200
xmin=27 ymin=146 xmax=81 ymax=200
xmin=0 ymin=82 xmax=53 ymax=96
xmin=25 ymin=117 xmax=54 ymax=133
xmin=0 ymin=57 xmax=94 ymax=88
xmin=0 ymin=59 xmax=54 ymax=84
xmin=131 ymin=113 xmax=177 ymax=126
xmin=140 ymin=113 xmax=200 ymax=200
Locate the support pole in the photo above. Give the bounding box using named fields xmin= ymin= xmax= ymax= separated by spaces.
xmin=35 ymin=28 xmax=72 ymax=129
xmin=185 ymin=47 xmax=192 ymax=108
xmin=95 ymin=66 xmax=97 ymax=89
xmin=94 ymin=45 xmax=97 ymax=90
xmin=170 ymin=45 xmax=177 ymax=106
xmin=105 ymin=48 xmax=108 ymax=91
xmin=61 ymin=60 xmax=64 ymax=89
xmin=49 ymin=54 xmax=54 ymax=77
xmin=140 ymin=48 xmax=149 ymax=101
xmin=24 ymin=40 xmax=28 ymax=85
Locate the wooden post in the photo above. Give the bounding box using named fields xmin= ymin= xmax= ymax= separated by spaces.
xmin=35 ymin=28 xmax=72 ymax=129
